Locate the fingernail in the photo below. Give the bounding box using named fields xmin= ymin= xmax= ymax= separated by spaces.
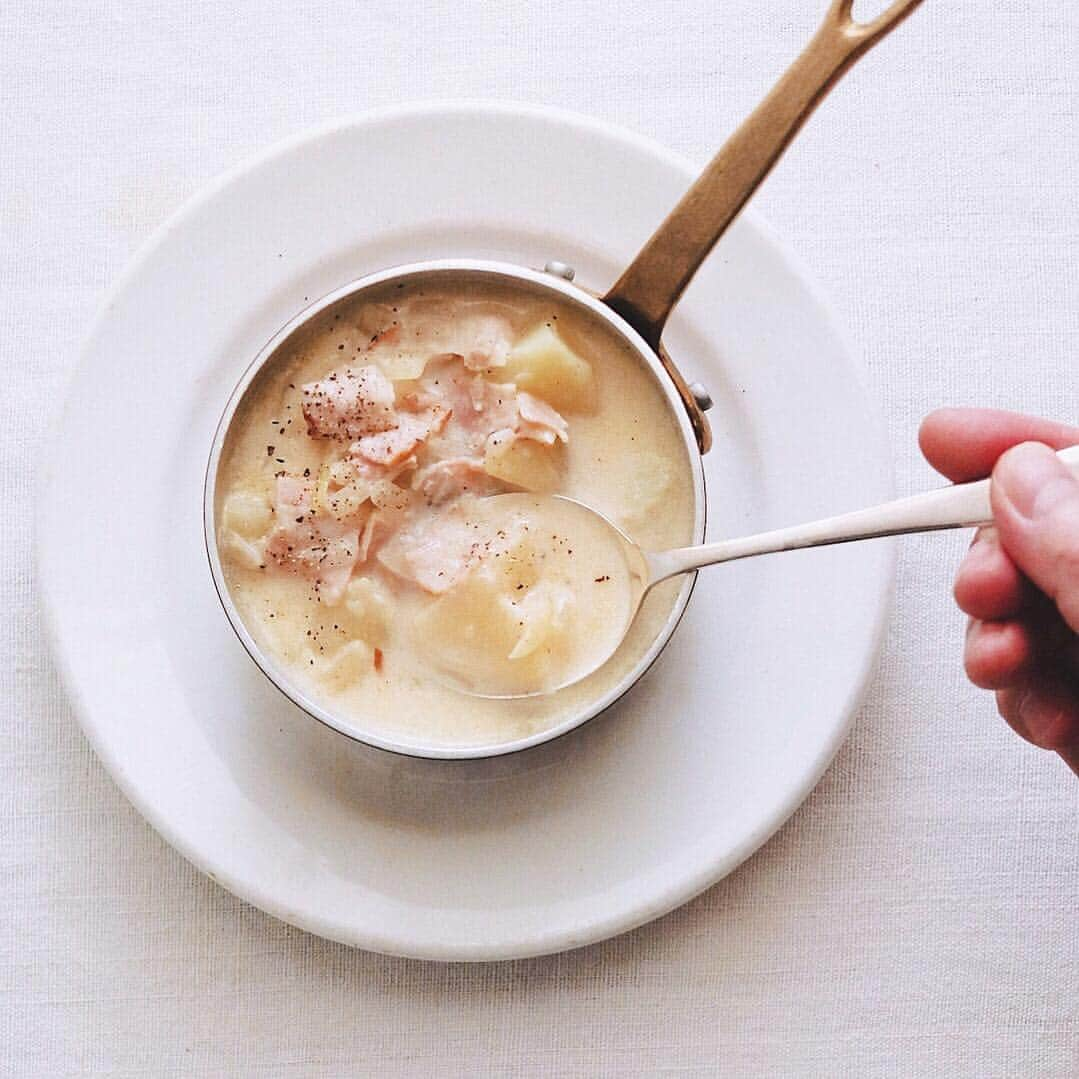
xmin=994 ymin=442 xmax=1075 ymax=520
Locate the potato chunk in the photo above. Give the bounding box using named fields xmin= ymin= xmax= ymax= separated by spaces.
xmin=221 ymin=489 xmax=272 ymax=539
xmin=343 ymin=576 xmax=392 ymax=645
xmin=483 ymin=432 xmax=561 ymax=492
xmin=507 ymin=582 xmax=572 ymax=660
xmin=219 ymin=528 xmax=263 ymax=570
xmin=371 ymin=349 xmax=428 ymax=381
xmin=503 ymin=324 xmax=594 ymax=411
xmin=308 ymin=640 xmax=373 ymax=690
xmin=601 ymin=450 xmax=677 ymax=534
xmin=411 ymin=564 xmax=572 ymax=696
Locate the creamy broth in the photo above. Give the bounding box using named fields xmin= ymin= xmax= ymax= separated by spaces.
xmin=215 ymin=277 xmax=696 ymax=748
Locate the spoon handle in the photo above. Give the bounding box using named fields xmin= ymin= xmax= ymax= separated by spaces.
xmin=648 ymin=445 xmax=1079 ymax=583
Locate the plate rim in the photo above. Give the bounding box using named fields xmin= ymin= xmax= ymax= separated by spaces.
xmin=36 ymin=100 xmax=897 ymax=960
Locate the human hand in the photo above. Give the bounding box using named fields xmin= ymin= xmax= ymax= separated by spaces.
xmin=919 ymin=408 xmax=1079 ymax=776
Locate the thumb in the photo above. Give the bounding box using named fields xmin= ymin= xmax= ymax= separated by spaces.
xmin=991 ymin=441 xmax=1079 ymax=633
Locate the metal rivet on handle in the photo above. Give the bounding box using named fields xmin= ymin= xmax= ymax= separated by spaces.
xmin=543 ymin=261 xmax=576 ymax=281
xmin=688 ymin=381 xmax=713 ymax=412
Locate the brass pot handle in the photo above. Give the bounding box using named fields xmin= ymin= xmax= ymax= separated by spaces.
xmin=604 ymin=0 xmax=925 ymax=350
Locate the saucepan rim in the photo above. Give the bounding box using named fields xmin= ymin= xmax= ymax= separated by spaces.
xmin=203 ymin=258 xmax=707 ymax=760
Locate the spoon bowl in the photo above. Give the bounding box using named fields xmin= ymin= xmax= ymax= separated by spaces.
xmin=407 ymin=493 xmax=652 ymax=701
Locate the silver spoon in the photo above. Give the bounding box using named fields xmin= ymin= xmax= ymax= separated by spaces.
xmin=449 ymin=445 xmax=1079 ymax=699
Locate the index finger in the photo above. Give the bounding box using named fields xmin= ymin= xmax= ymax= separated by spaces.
xmin=918 ymin=408 xmax=1079 ymax=483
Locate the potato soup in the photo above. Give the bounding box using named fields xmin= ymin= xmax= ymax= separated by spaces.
xmin=213 ymin=276 xmax=696 ymax=748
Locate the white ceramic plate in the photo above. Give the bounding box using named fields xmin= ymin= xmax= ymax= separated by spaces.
xmin=39 ymin=103 xmax=895 ymax=961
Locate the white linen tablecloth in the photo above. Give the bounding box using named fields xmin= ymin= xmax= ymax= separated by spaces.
xmin=2 ymin=2 xmax=1076 ymax=1075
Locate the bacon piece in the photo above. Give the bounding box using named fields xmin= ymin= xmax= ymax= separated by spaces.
xmin=376 ymin=503 xmax=484 ymax=594
xmin=396 ymin=387 xmax=442 ymax=413
xmin=420 ymin=356 xmax=518 ymax=455
xmin=515 ymin=391 xmax=568 ymax=445
xmin=301 ymin=364 xmax=397 ymax=440
xmin=274 ymin=474 xmax=313 ymax=516
xmin=328 ymin=454 xmax=417 ymax=488
xmin=385 ymin=298 xmax=515 ymax=372
xmin=413 ymin=457 xmax=501 ymax=504
xmin=350 ymin=407 xmax=450 ymax=468
xmin=460 ymin=314 xmax=514 ymax=371
xmin=469 ymin=378 xmax=519 ymax=431
xmin=359 ymin=509 xmax=398 ymax=562
xmin=264 ymin=474 xmax=359 ymax=603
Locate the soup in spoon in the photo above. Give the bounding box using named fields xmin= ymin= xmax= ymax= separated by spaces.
xmin=406 ymin=493 xmax=647 ymax=698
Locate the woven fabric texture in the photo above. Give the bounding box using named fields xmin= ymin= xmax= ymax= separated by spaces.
xmin=2 ymin=1 xmax=1076 ymax=1075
